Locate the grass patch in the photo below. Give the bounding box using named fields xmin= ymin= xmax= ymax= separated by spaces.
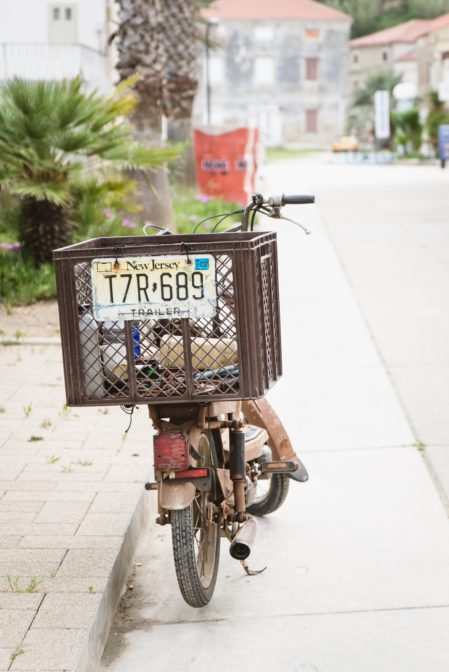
xmin=0 ymin=406 xmax=5 ymax=413
xmin=45 ymin=454 xmax=60 ymax=464
xmin=1 ymin=189 xmax=241 ymax=306
xmin=11 ymin=646 xmax=25 ymax=662
xmin=22 ymin=403 xmax=32 ymax=418
xmin=265 ymin=147 xmax=324 ymax=162
xmin=415 ymin=441 xmax=426 ymax=452
xmin=28 ymin=435 xmax=43 ymax=443
xmin=72 ymin=459 xmax=92 ymax=467
xmin=6 ymin=575 xmax=41 ymax=593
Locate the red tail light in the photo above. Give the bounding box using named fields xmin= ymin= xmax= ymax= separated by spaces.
xmin=154 ymin=431 xmax=190 ymax=471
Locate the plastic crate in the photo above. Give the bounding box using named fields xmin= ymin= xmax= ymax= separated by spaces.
xmin=53 ymin=232 xmax=282 ymax=406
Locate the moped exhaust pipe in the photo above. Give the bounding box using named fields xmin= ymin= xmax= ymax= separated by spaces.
xmin=229 ymin=517 xmax=256 ymax=560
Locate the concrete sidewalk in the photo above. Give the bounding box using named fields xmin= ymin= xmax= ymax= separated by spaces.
xmin=98 ymin=161 xmax=449 ymax=671
xmin=0 ymin=344 xmax=153 ymax=671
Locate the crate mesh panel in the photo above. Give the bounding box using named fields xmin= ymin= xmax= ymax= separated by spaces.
xmin=57 ymin=232 xmax=281 ymax=406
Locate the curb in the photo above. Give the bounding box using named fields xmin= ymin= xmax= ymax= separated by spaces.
xmin=74 ymin=492 xmax=152 ymax=672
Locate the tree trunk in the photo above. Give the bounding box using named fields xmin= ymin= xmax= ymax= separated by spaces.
xmin=164 ymin=0 xmax=198 ymax=188
xmin=20 ymin=198 xmax=72 ymax=267
xmin=167 ymin=99 xmax=197 ymax=189
xmin=116 ymin=0 xmax=175 ymax=230
xmin=129 ymin=95 xmax=175 ymax=230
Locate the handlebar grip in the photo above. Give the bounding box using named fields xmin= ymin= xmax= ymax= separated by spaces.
xmin=281 ymin=194 xmax=315 ymax=205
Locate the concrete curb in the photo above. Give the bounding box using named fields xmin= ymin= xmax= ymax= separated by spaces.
xmin=74 ymin=492 xmax=152 ymax=672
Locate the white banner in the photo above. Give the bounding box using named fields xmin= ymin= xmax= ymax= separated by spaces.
xmin=374 ymin=90 xmax=390 ymax=140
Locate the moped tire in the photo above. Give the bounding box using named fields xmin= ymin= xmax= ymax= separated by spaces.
xmin=246 ymin=473 xmax=290 ymax=517
xmin=171 ymin=431 xmax=220 ymax=608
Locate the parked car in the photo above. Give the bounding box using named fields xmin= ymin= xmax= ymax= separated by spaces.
xmin=332 ymin=135 xmax=359 ymax=152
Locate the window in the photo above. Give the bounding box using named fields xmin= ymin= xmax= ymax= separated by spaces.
xmin=306 ymin=28 xmax=320 ymax=39
xmin=305 ymin=57 xmax=319 ymax=81
xmin=65 ymin=7 xmax=72 ymax=20
xmin=254 ymin=26 xmax=274 ymax=42
xmin=306 ymin=110 xmax=318 ymax=133
xmin=353 ymin=53 xmax=359 ymax=64
xmin=255 ymin=57 xmax=275 ymax=85
xmin=382 ymin=51 xmax=388 ymax=62
xmin=53 ymin=7 xmax=60 ymax=19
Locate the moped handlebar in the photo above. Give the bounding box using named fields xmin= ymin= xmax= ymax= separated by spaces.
xmin=278 ymin=194 xmax=315 ymax=206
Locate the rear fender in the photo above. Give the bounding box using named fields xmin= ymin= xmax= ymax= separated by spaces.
xmin=159 ymin=480 xmax=196 ymax=510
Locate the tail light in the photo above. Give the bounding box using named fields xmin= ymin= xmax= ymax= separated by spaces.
xmin=154 ymin=431 xmax=190 ymax=471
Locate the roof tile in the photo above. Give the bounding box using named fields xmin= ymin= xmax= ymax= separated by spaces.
xmin=203 ymin=0 xmax=351 ymax=22
xmin=350 ymin=19 xmax=430 ymax=47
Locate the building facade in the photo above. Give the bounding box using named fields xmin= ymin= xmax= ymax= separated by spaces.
xmin=0 ymin=0 xmax=114 ymax=91
xmin=198 ymin=0 xmax=352 ymax=147
xmin=349 ymin=13 xmax=449 ymax=103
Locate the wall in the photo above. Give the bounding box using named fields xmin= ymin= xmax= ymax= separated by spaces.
xmin=0 ymin=0 xmax=107 ymax=51
xmin=195 ymin=18 xmax=351 ymax=146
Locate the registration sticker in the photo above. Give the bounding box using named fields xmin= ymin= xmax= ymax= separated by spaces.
xmin=91 ymin=254 xmax=217 ymax=321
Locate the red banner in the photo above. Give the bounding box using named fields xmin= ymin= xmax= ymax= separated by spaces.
xmin=194 ymin=128 xmax=259 ymax=204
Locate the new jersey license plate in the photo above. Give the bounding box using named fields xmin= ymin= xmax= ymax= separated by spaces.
xmin=91 ymin=254 xmax=217 ymax=321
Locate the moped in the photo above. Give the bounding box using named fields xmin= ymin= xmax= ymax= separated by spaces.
xmin=54 ymin=191 xmax=314 ymax=608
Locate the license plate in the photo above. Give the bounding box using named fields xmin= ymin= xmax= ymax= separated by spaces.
xmin=91 ymin=254 xmax=217 ymax=321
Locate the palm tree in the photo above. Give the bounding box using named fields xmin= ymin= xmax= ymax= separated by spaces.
xmin=116 ymin=0 xmax=175 ymax=227
xmin=164 ymin=0 xmax=199 ymax=187
xmin=352 ymin=70 xmax=402 ymax=108
xmin=0 ymin=77 xmax=176 ymax=266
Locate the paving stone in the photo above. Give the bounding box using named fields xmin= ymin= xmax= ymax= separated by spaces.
xmin=0 ymin=648 xmax=14 ymax=669
xmin=0 ymin=575 xmax=108 ymax=594
xmin=105 ymin=463 xmax=148 ymax=482
xmin=0 ymin=523 xmax=78 ymax=536
xmin=0 ymin=536 xmax=21 ymax=549
xmin=18 ymin=469 xmax=108 ymax=482
xmin=0 ymin=501 xmax=43 ymax=513
xmin=90 ymin=491 xmax=141 ymax=513
xmin=32 ymin=592 xmax=102 ymax=629
xmin=2 ymin=490 xmax=92 ymax=502
xmin=10 ymin=628 xmax=86 ymax=670
xmin=0 ymin=463 xmax=25 ymax=480
xmin=19 ymin=535 xmax=123 ymax=550
xmin=56 ymin=548 xmax=118 ymax=578
xmin=0 ymin=512 xmax=37 ymax=523
xmin=0 ymin=609 xmax=35 ymax=647
xmin=0 ymin=481 xmax=57 ymax=492
xmin=0 ymin=549 xmax=66 ymax=564
xmin=0 ymin=593 xmax=43 ymax=610
xmin=33 ymin=501 xmax=90 ymax=525
xmin=76 ymin=512 xmax=131 ymax=536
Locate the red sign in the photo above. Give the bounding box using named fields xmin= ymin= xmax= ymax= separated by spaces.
xmin=194 ymin=128 xmax=259 ymax=204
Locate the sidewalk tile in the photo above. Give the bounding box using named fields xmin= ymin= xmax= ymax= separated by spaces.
xmin=0 ymin=609 xmax=35 ymax=647
xmin=19 ymin=535 xmax=122 ymax=550
xmin=0 ymin=593 xmax=43 ymax=610
xmin=76 ymin=512 xmax=131 ymax=536
xmin=0 ymin=501 xmax=43 ymax=513
xmin=0 ymin=536 xmax=21 ymax=549
xmin=57 ymin=548 xmax=118 ymax=577
xmin=33 ymin=501 xmax=90 ymax=525
xmin=32 ymin=593 xmax=102 ymax=629
xmin=2 ymin=490 xmax=92 ymax=502
xmin=90 ymin=491 xmax=140 ymax=513
xmin=10 ymin=628 xmax=85 ymax=670
xmin=0 ymin=523 xmax=78 ymax=536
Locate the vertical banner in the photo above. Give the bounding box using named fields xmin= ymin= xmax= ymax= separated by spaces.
xmin=194 ymin=128 xmax=259 ymax=204
xmin=374 ymin=90 xmax=390 ymax=140
xmin=438 ymin=124 xmax=449 ymax=165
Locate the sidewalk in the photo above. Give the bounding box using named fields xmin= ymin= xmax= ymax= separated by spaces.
xmin=0 ymin=344 xmax=153 ymax=671
xmin=98 ymin=161 xmax=449 ymax=671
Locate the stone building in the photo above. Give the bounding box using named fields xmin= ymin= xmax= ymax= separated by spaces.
xmin=197 ymin=0 xmax=352 ymax=146
xmin=349 ymin=13 xmax=449 ymax=102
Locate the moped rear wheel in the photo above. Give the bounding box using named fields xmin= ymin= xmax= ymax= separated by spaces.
xmin=171 ymin=431 xmax=220 ymax=608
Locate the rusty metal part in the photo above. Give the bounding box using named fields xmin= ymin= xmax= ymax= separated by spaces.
xmin=158 ymin=480 xmax=196 ymax=510
xmin=242 ymin=398 xmax=308 ymax=479
xmin=229 ymin=517 xmax=256 ymax=560
xmin=233 ymin=479 xmax=246 ymax=521
xmin=240 ymin=560 xmax=267 ymax=576
xmin=198 ymin=406 xmax=208 ymax=429
xmin=216 ymin=468 xmax=234 ymax=501
xmin=156 ymin=513 xmax=170 ymax=526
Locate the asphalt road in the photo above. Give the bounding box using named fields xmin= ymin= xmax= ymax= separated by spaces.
xmin=100 ymin=157 xmax=449 ymax=672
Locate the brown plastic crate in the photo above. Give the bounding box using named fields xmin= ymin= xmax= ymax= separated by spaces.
xmin=53 ymin=231 xmax=282 ymax=406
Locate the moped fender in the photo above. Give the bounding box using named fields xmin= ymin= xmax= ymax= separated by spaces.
xmin=159 ymin=480 xmax=196 ymax=510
